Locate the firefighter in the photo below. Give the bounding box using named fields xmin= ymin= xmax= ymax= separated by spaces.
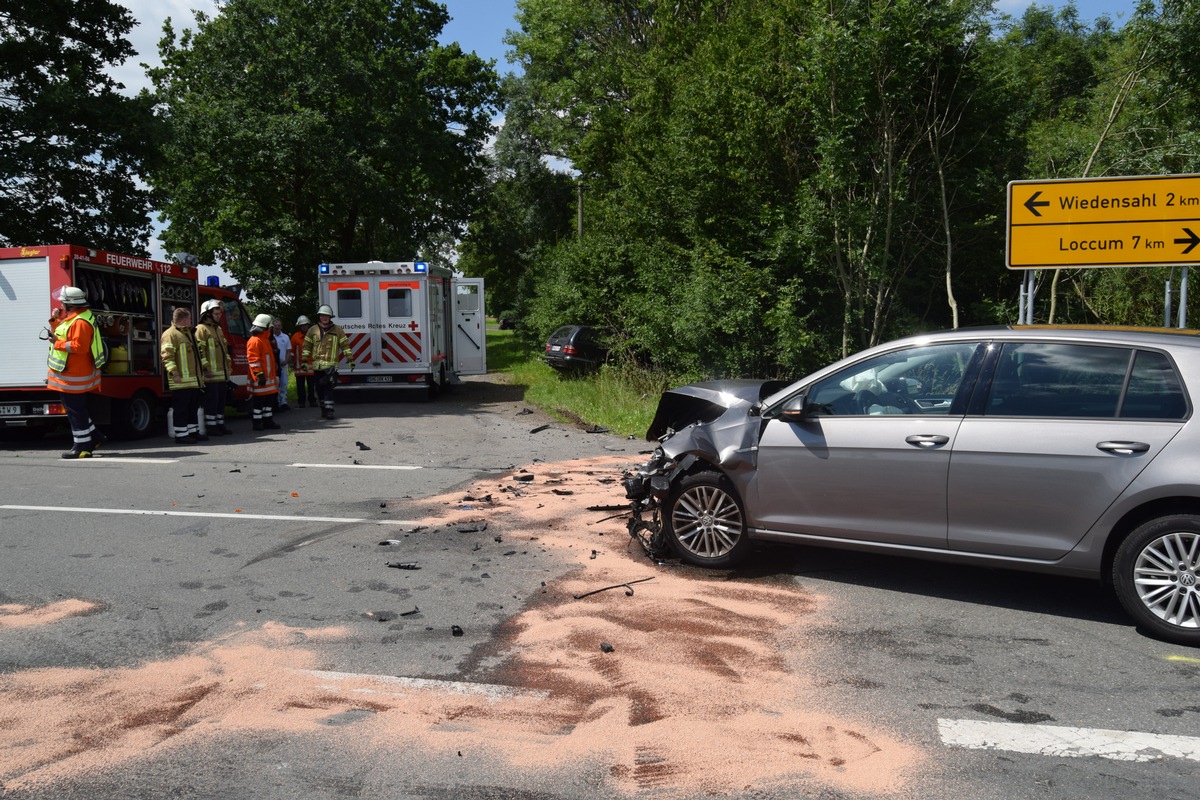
xmin=46 ymin=286 xmax=107 ymax=459
xmin=160 ymin=307 xmax=206 ymax=444
xmin=302 ymin=304 xmax=354 ymax=419
xmin=195 ymin=299 xmax=233 ymax=435
xmin=247 ymin=313 xmax=282 ymax=431
xmin=290 ymin=315 xmax=317 ymax=408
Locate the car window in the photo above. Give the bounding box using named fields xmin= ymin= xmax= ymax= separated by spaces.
xmin=1120 ymin=349 xmax=1188 ymax=419
xmin=986 ymin=342 xmax=1130 ymax=418
xmin=805 ymin=342 xmax=979 ymax=416
xmin=338 ymin=289 xmax=363 ymax=319
xmin=387 ymin=288 xmax=412 ymax=317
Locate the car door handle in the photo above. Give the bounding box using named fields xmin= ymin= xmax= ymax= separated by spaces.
xmin=1096 ymin=441 xmax=1151 ymax=455
xmin=905 ymin=434 xmax=950 ymax=448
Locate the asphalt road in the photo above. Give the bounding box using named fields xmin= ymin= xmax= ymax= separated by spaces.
xmin=1 ymin=377 xmax=1198 ymax=800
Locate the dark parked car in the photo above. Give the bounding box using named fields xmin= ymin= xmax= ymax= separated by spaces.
xmin=544 ymin=325 xmax=605 ymax=371
xmin=625 ymin=326 xmax=1200 ymax=645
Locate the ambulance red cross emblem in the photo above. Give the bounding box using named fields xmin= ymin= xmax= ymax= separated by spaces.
xmin=408 ymin=321 xmax=419 ymax=331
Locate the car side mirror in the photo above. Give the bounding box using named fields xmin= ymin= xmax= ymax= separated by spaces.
xmin=776 ymin=394 xmax=808 ymax=423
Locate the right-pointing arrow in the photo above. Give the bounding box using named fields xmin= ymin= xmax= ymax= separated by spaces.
xmin=1175 ymin=228 xmax=1200 ymax=255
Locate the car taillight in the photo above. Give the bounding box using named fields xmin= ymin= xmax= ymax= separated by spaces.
xmin=563 ymin=345 xmax=578 ymax=355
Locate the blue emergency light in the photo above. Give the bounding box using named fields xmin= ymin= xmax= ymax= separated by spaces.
xmin=205 ymin=276 xmax=220 ymax=287
xmin=319 ymin=263 xmax=329 ymax=274
xmin=414 ymin=261 xmax=428 ymax=273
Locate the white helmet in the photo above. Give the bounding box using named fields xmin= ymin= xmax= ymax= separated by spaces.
xmin=58 ymin=286 xmax=88 ymax=306
xmin=317 ymin=305 xmax=334 ymax=317
xmin=252 ymin=313 xmax=273 ymax=328
xmin=200 ymin=299 xmax=221 ymax=316
xmin=296 ymin=315 xmax=311 ymax=325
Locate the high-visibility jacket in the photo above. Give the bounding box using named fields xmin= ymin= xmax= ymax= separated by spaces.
xmin=195 ymin=320 xmax=231 ymax=382
xmin=303 ymin=323 xmax=354 ymax=370
xmin=46 ymin=310 xmax=102 ymax=393
xmin=290 ymin=330 xmax=312 ymax=375
xmin=247 ymin=330 xmax=279 ymax=396
xmin=160 ymin=325 xmax=205 ymax=390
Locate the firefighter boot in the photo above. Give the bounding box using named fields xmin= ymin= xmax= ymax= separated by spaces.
xmin=60 ymin=445 xmax=93 ymax=459
xmin=262 ymin=413 xmax=282 ymax=430
xmin=87 ymin=431 xmax=107 ymax=451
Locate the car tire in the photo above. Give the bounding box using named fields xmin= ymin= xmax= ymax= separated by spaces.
xmin=663 ymin=471 xmax=750 ymax=568
xmin=1113 ymin=515 xmax=1200 ymax=645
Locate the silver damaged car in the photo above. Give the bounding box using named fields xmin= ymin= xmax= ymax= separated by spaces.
xmin=624 ymin=326 xmax=1200 ymax=645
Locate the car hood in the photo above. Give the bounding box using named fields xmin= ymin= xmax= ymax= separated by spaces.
xmin=645 ymin=380 xmax=783 ymax=442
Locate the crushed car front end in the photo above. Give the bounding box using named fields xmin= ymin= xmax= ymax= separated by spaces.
xmin=624 ymin=380 xmax=787 ymax=560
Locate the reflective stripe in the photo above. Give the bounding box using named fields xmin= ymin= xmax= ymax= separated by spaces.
xmin=47 ymin=371 xmax=102 ymax=392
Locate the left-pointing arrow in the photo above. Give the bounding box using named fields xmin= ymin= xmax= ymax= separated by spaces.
xmin=1175 ymin=228 xmax=1200 ymax=255
xmin=1024 ymin=190 xmax=1050 ymax=217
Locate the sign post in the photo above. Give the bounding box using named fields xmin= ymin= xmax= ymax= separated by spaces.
xmin=1007 ymin=174 xmax=1200 ymax=269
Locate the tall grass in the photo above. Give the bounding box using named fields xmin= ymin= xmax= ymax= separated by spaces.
xmin=488 ymin=324 xmax=664 ymax=439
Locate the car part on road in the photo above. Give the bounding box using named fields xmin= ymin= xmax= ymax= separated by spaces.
xmin=571 ymin=576 xmax=655 ymax=600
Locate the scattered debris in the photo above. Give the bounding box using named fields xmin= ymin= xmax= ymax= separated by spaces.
xmin=457 ymin=520 xmax=488 ymax=533
xmin=463 ymin=493 xmax=493 ymax=503
xmin=181 ymin=473 xmax=195 ymax=478
xmin=552 ymin=489 xmax=574 ymax=496
xmin=572 ymin=576 xmax=655 ymax=600
xmin=590 ymin=550 xmax=598 ymax=560
xmin=229 ymin=468 xmax=241 ymax=473
xmin=385 ymin=562 xmax=420 ymax=570
xmin=512 ymin=474 xmax=535 ymax=483
xmin=600 ymin=642 xmax=615 ymax=653
xmin=400 ymin=607 xmax=420 ymax=617
xmin=529 ymin=424 xmax=550 ymax=434
xmin=586 ymin=425 xmax=610 ymax=434
xmin=380 ymin=502 xmax=387 ymax=508
xmin=356 ymin=441 xmax=371 ymax=450
xmin=378 ymin=539 xmax=402 ymax=546
xmin=503 ymin=550 xmax=517 ymax=556
xmin=516 ymin=407 xmax=534 ymax=416
xmin=451 ymin=625 xmax=464 ymax=637
xmin=493 ymin=535 xmax=503 ymax=543
xmin=588 ymin=504 xmax=628 ymax=512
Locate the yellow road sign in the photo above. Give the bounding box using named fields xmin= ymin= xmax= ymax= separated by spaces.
xmin=1007 ymin=174 xmax=1200 ymax=269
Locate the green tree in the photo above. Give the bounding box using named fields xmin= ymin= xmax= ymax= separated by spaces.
xmin=456 ymin=73 xmax=576 ymax=319
xmin=0 ymin=0 xmax=156 ymax=251
xmin=148 ymin=0 xmax=500 ymax=305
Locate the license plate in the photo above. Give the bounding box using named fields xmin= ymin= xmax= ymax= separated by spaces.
xmin=0 ymin=405 xmax=22 ymax=416
xmin=550 ymin=345 xmax=561 ymax=352
xmin=366 ymin=375 xmax=393 ymax=384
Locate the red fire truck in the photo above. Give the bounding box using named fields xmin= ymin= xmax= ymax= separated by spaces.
xmin=0 ymin=244 xmax=246 ymax=438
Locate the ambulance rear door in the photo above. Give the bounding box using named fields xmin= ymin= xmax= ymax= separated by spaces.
xmin=452 ymin=278 xmax=486 ymax=375
xmin=377 ymin=277 xmax=428 ymax=377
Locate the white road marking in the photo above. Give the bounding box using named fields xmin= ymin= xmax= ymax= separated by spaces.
xmin=85 ymin=457 xmax=182 ymax=464
xmin=938 ymin=718 xmax=1200 ymax=763
xmin=301 ymin=669 xmax=548 ymax=701
xmin=0 ymin=505 xmax=423 ymax=527
xmin=291 ymin=463 xmax=422 ymax=470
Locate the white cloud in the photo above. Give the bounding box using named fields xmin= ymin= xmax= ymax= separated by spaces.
xmin=110 ymin=1 xmax=218 ymax=96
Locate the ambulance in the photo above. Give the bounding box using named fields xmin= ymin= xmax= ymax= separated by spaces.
xmin=0 ymin=244 xmax=202 ymax=438
xmin=316 ymin=260 xmax=486 ymax=396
